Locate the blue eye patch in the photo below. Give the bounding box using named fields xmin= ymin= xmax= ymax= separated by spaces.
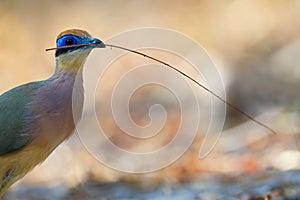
xmin=55 ymin=34 xmax=104 ymax=56
xmin=55 ymin=35 xmax=91 ymax=56
xmin=57 ymin=35 xmax=80 ymax=48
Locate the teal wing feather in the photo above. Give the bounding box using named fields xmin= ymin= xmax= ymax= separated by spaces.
xmin=0 ymin=81 xmax=45 ymax=156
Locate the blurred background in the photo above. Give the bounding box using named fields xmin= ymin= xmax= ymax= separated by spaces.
xmin=1 ymin=0 xmax=300 ymax=199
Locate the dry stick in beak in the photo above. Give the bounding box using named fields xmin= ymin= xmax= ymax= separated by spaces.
xmin=46 ymin=43 xmax=278 ymax=134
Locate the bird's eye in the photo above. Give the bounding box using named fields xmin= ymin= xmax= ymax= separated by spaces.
xmin=65 ymin=38 xmax=75 ymax=46
xmin=57 ymin=35 xmax=79 ymax=48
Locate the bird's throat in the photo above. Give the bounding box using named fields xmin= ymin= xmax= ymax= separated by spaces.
xmin=55 ymin=49 xmax=91 ymax=73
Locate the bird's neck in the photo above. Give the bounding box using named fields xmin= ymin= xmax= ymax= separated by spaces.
xmin=30 ymin=63 xmax=85 ymax=150
xmin=54 ymin=50 xmax=91 ymax=74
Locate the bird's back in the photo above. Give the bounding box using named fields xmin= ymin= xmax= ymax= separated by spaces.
xmin=0 ymin=81 xmax=46 ymax=156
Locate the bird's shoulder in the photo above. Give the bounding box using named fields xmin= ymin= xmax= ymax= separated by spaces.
xmin=0 ymin=81 xmax=47 ymax=156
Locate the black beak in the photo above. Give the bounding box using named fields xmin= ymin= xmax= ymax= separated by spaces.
xmin=89 ymin=37 xmax=105 ymax=48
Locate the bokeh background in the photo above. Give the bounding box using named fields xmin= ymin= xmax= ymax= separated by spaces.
xmin=1 ymin=0 xmax=300 ymax=199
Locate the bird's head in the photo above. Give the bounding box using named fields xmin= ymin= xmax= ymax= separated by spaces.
xmin=55 ymin=29 xmax=105 ymax=72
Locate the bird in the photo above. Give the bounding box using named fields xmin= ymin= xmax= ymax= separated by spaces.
xmin=0 ymin=29 xmax=105 ymax=197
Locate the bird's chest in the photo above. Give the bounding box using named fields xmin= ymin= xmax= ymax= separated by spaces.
xmin=29 ymin=73 xmax=84 ymax=147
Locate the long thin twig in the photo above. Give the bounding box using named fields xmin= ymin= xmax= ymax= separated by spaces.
xmin=46 ymin=43 xmax=278 ymax=134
